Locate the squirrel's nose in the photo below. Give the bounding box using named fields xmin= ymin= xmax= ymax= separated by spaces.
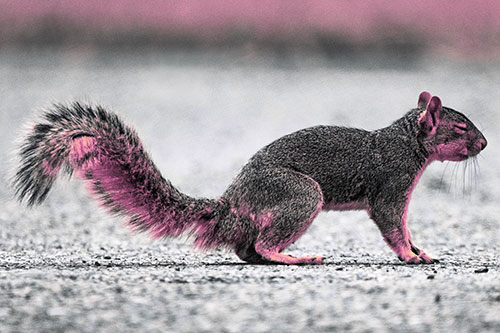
xmin=479 ymin=138 xmax=487 ymax=150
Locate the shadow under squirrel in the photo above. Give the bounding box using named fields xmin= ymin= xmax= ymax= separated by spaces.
xmin=13 ymin=92 xmax=487 ymax=264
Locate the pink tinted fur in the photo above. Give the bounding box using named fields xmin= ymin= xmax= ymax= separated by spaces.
xmin=254 ymin=193 xmax=324 ymax=265
xmin=264 ymin=175 xmax=324 ymax=254
xmin=69 ymin=136 xmax=221 ymax=249
xmin=322 ymin=200 xmax=368 ymax=211
xmin=384 ymin=160 xmax=430 ymax=256
xmin=4 ymin=1 xmax=500 ymax=58
xmin=230 ymin=202 xmax=273 ymax=229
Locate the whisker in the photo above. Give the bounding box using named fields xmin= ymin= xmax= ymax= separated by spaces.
xmin=468 ymin=158 xmax=474 ymax=193
xmin=467 ymin=158 xmax=473 ymax=195
xmin=467 ymin=158 xmax=474 ymax=196
xmin=473 ymin=157 xmax=479 ymax=189
xmin=451 ymin=161 xmax=460 ymax=194
xmin=462 ymin=159 xmax=467 ymax=196
xmin=473 ymin=160 xmax=476 ymax=182
xmin=475 ymin=156 xmax=481 ymax=186
xmin=439 ymin=161 xmax=451 ymax=193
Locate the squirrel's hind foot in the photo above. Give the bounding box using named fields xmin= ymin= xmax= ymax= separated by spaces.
xmin=235 ymin=244 xmax=323 ymax=265
xmin=263 ymin=253 xmax=324 ymax=265
xmin=254 ymin=243 xmax=323 ymax=265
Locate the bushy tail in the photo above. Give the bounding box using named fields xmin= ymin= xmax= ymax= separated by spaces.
xmin=13 ymin=102 xmax=225 ymax=248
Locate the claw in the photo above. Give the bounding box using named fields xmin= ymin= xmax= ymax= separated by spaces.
xmin=417 ymin=252 xmax=436 ymax=264
xmin=311 ymin=256 xmax=324 ymax=265
xmin=397 ymin=248 xmax=439 ymax=265
xmin=404 ymin=255 xmax=422 ymax=264
xmin=297 ymin=256 xmax=324 ymax=265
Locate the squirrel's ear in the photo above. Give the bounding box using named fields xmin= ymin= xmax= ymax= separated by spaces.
xmin=417 ymin=91 xmax=431 ymax=108
xmin=418 ymin=96 xmax=441 ymax=135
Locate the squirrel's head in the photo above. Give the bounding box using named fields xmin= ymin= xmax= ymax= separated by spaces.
xmin=416 ymin=91 xmax=487 ymax=162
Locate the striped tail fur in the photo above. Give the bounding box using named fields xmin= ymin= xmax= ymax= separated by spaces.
xmin=12 ymin=102 xmax=224 ymax=248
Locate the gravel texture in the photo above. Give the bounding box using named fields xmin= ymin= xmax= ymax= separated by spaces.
xmin=0 ymin=50 xmax=499 ymax=332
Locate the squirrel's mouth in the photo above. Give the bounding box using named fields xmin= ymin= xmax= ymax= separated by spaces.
xmin=454 ymin=147 xmax=470 ymax=160
xmin=466 ymin=144 xmax=484 ymax=158
xmin=457 ymin=151 xmax=476 ymax=160
xmin=464 ymin=140 xmax=487 ymax=158
xmin=458 ymin=143 xmax=485 ymax=159
xmin=453 ymin=153 xmax=470 ymax=161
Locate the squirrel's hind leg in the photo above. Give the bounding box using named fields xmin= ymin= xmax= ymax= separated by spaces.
xmin=250 ymin=170 xmax=324 ymax=265
xmin=229 ymin=168 xmax=324 ymax=265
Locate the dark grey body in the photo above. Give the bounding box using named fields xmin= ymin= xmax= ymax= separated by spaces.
xmin=238 ymin=120 xmax=425 ymax=206
xmin=221 ymin=112 xmax=424 ymax=260
xmin=219 ymin=101 xmax=485 ymax=264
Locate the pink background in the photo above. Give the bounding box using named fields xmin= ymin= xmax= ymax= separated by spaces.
xmin=1 ymin=1 xmax=500 ymax=57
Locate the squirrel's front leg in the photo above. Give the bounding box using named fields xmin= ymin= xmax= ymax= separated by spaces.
xmin=369 ymin=196 xmax=437 ymax=264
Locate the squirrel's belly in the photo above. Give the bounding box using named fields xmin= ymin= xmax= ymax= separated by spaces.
xmin=322 ymin=200 xmax=368 ymax=212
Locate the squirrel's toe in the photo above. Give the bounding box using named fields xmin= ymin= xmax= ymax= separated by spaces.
xmin=417 ymin=252 xmax=437 ymax=264
xmin=312 ymin=256 xmax=324 ymax=265
xmin=405 ymin=256 xmax=422 ymax=264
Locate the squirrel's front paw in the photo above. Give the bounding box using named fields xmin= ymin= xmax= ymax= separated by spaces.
xmin=398 ymin=251 xmax=438 ymax=264
xmin=417 ymin=251 xmax=439 ymax=264
xmin=399 ymin=254 xmax=421 ymax=264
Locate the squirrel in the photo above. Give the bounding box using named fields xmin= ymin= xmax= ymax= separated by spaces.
xmin=12 ymin=92 xmax=487 ymax=265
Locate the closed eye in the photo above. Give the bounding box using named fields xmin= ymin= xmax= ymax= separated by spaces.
xmin=453 ymin=123 xmax=467 ymax=134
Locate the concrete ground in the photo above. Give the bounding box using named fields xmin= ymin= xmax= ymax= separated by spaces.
xmin=0 ymin=49 xmax=499 ymax=332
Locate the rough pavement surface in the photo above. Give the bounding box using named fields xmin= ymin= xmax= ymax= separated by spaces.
xmin=0 ymin=50 xmax=499 ymax=332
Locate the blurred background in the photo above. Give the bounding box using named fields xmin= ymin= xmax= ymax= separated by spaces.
xmin=1 ymin=0 xmax=500 ymax=194
xmin=2 ymin=1 xmax=500 ymax=58
xmin=1 ymin=1 xmax=499 ymax=332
